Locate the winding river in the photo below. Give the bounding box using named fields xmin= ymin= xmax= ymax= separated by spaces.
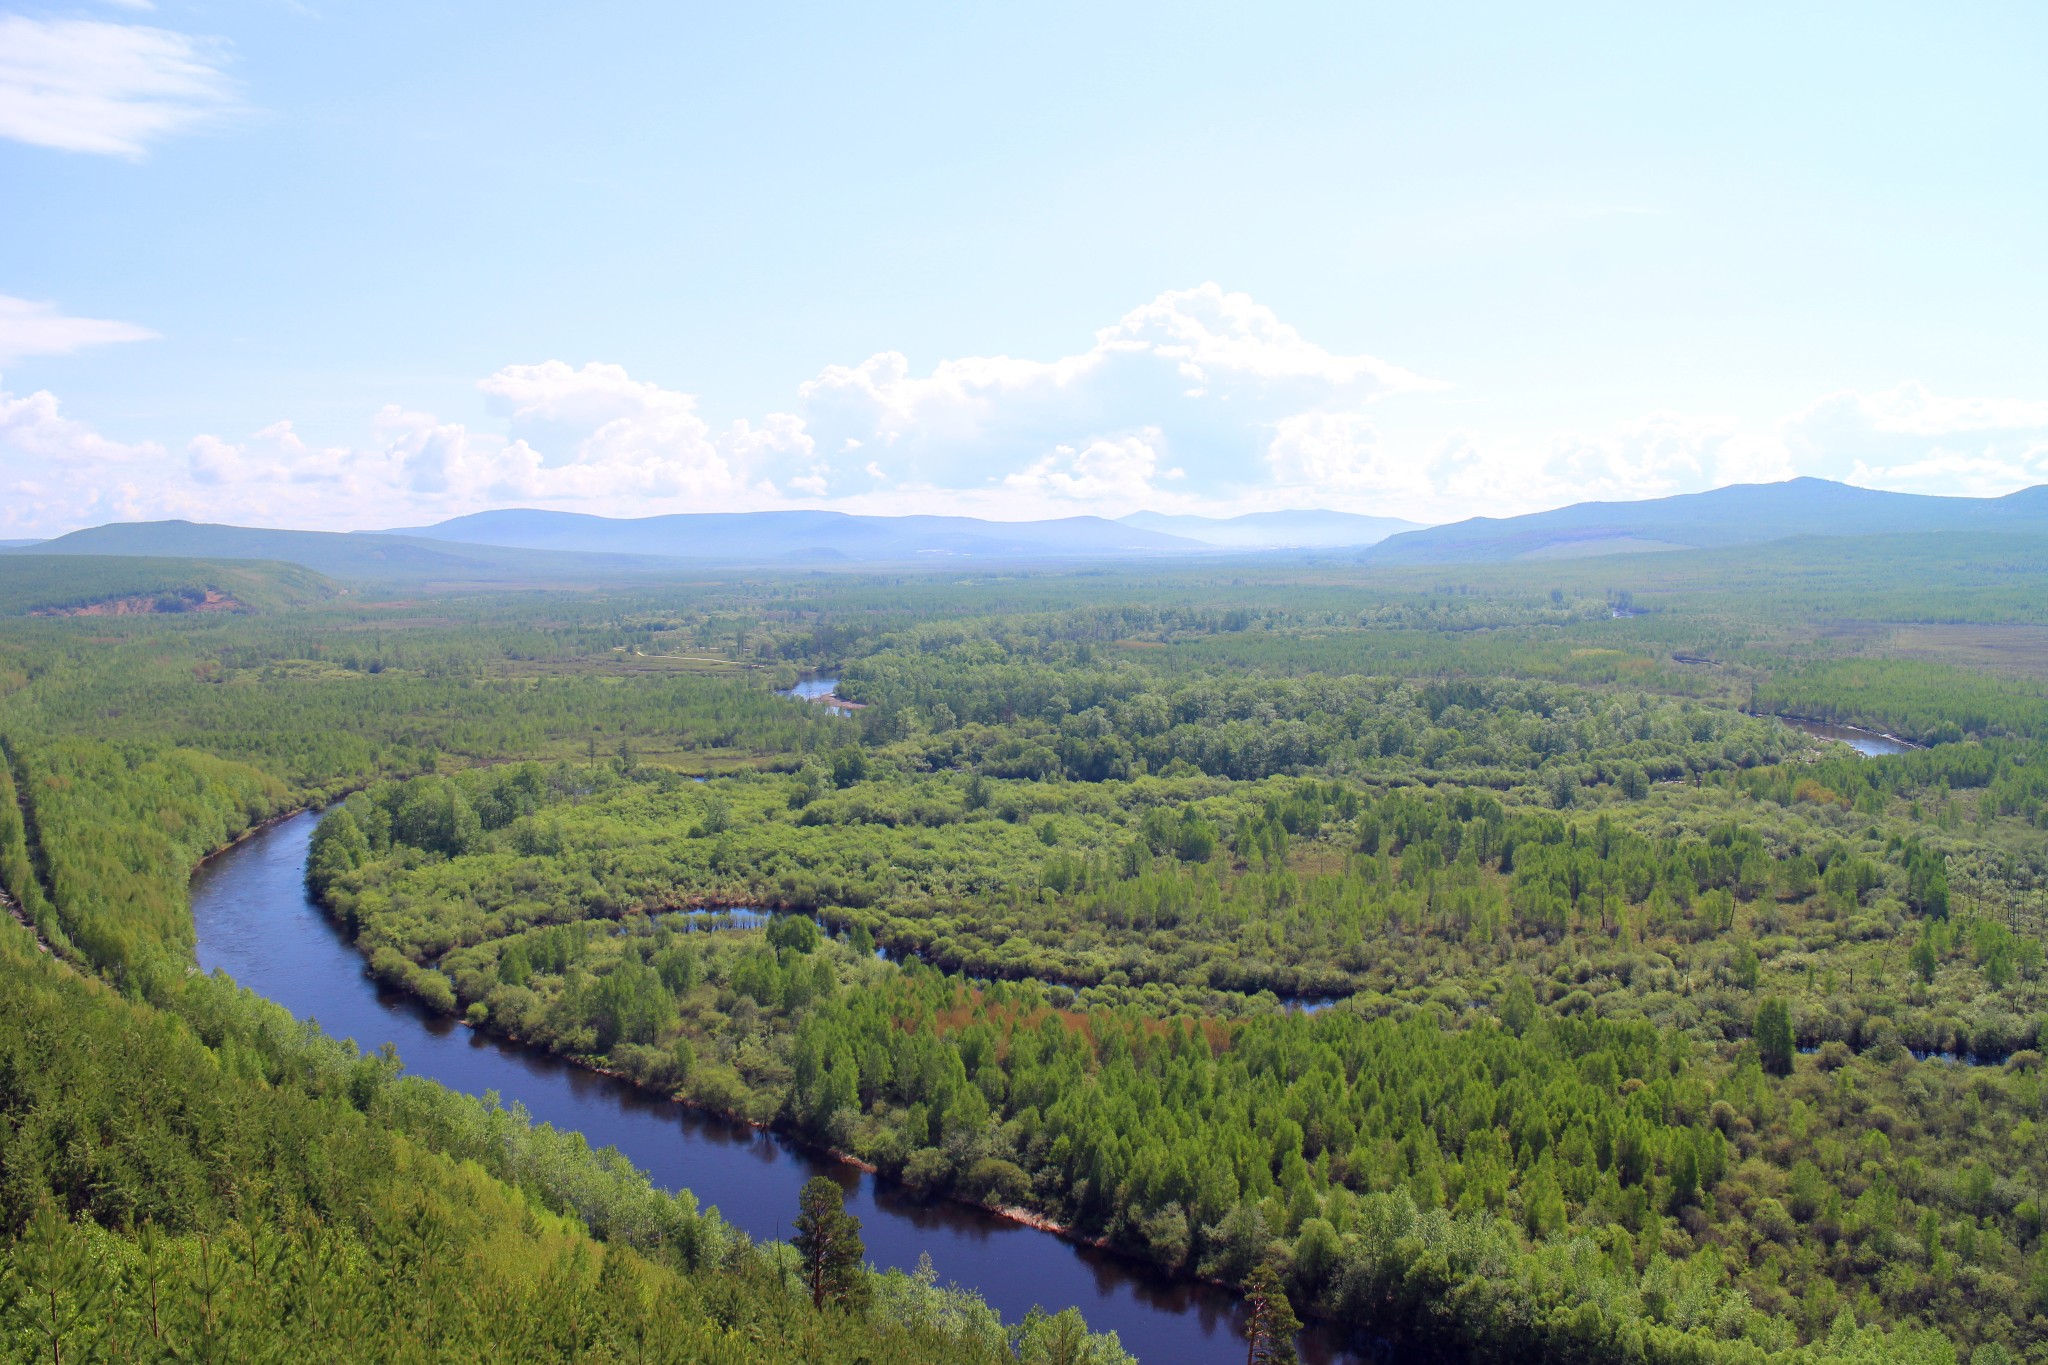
xmin=190 ymin=811 xmax=1369 ymax=1364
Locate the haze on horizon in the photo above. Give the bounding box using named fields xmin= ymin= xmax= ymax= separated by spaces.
xmin=2 ymin=2 xmax=2044 ymax=541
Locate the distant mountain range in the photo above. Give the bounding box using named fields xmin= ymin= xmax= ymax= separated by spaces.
xmin=7 ymin=522 xmax=674 ymax=582
xmin=382 ymin=509 xmax=1199 ymax=561
xmin=13 ymin=481 xmax=2048 ymax=581
xmin=1368 ymin=478 xmax=2048 ymax=564
xmin=1 ymin=511 xmax=1216 ymax=582
xmin=1118 ymin=509 xmax=1423 ymax=548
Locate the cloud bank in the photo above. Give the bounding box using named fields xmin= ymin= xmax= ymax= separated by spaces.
xmin=0 ymin=295 xmax=158 ymax=365
xmin=0 ymin=15 xmax=236 ymax=157
xmin=3 ymin=284 xmax=2047 ymax=538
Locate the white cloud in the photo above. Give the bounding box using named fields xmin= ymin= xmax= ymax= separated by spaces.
xmin=0 ymin=382 xmax=159 ymax=466
xmin=1337 ymin=412 xmax=1762 ymax=523
xmin=0 ymin=16 xmax=235 ymax=157
xmin=0 ymin=295 xmax=157 ymax=364
xmin=793 ymin=282 xmax=1441 ymax=497
xmin=476 ymin=360 xmax=807 ymax=501
xmin=0 ymin=382 xmax=166 ymax=536
xmin=1776 ymin=382 xmax=2048 ymax=498
xmin=1265 ymin=412 xmax=1418 ymax=494
xmin=1005 ymin=432 xmax=1182 ymax=501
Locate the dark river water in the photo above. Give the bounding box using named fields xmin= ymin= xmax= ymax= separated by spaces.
xmin=190 ymin=811 xmax=1369 ymax=1364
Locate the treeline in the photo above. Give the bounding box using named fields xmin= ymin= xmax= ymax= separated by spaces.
xmin=10 ymin=653 xmax=842 ymax=790
xmin=838 ymin=645 xmax=1788 ymax=784
xmin=315 ymin=767 xmax=1942 ymax=1008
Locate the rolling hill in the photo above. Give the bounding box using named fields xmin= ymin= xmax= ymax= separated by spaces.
xmin=1367 ymin=478 xmax=2048 ymax=564
xmin=1119 ymin=509 xmax=1424 ymax=548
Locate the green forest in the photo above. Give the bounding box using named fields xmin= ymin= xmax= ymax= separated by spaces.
xmin=5 ymin=534 xmax=2048 ymax=1362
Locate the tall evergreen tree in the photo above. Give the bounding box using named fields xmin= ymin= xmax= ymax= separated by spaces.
xmin=1755 ymin=997 xmax=1795 ymax=1076
xmin=792 ymin=1176 xmax=867 ymax=1311
xmin=1242 ymin=1258 xmax=1300 ymax=1365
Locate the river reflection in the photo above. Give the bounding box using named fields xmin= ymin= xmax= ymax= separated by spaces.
xmin=190 ymin=811 xmax=1371 ymax=1364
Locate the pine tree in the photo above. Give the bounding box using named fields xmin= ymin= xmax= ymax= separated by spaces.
xmin=1755 ymin=997 xmax=1795 ymax=1076
xmin=792 ymin=1176 xmax=867 ymax=1311
xmin=1242 ymin=1258 xmax=1300 ymax=1365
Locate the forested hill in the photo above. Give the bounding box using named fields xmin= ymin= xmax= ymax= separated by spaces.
xmin=0 ymin=554 xmax=340 ymax=615
xmin=1368 ymin=478 xmax=2048 ymax=564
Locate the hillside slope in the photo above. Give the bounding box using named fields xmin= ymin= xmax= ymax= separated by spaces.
xmin=0 ymin=554 xmax=342 ymax=615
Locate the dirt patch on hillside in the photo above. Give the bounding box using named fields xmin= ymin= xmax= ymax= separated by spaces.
xmin=32 ymin=589 xmax=246 ymax=617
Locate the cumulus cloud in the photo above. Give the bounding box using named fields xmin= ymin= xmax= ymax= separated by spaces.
xmin=0 ymin=382 xmax=167 ymax=536
xmin=475 ymin=360 xmax=812 ymax=501
xmin=0 ymin=15 xmax=235 ymax=157
xmin=1005 ymin=432 xmax=1182 ymax=501
xmin=0 ymin=295 xmax=157 ymax=364
xmin=1265 ymin=412 xmax=1417 ymax=494
xmin=1776 ymin=382 xmax=2048 ymax=498
xmin=794 ymin=282 xmax=1441 ymax=497
xmin=1354 ymin=412 xmax=1766 ymax=522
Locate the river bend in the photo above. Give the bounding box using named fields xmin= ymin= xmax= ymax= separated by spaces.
xmin=190 ymin=811 xmax=1367 ymax=1364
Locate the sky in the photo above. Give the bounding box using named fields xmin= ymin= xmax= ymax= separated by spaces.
xmin=1 ymin=1 xmax=2045 ymax=538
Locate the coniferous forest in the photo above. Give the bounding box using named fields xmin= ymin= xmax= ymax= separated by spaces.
xmin=6 ymin=534 xmax=2048 ymax=1362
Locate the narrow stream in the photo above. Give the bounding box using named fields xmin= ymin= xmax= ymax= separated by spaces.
xmin=190 ymin=812 xmax=1369 ymax=1364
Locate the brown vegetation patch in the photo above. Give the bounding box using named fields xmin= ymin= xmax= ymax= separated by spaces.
xmin=32 ymin=588 xmax=245 ymax=617
xmin=1881 ymin=623 xmax=2048 ymax=678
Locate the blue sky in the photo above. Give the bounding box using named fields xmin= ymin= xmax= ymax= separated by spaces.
xmin=2 ymin=1 xmax=2045 ymax=536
